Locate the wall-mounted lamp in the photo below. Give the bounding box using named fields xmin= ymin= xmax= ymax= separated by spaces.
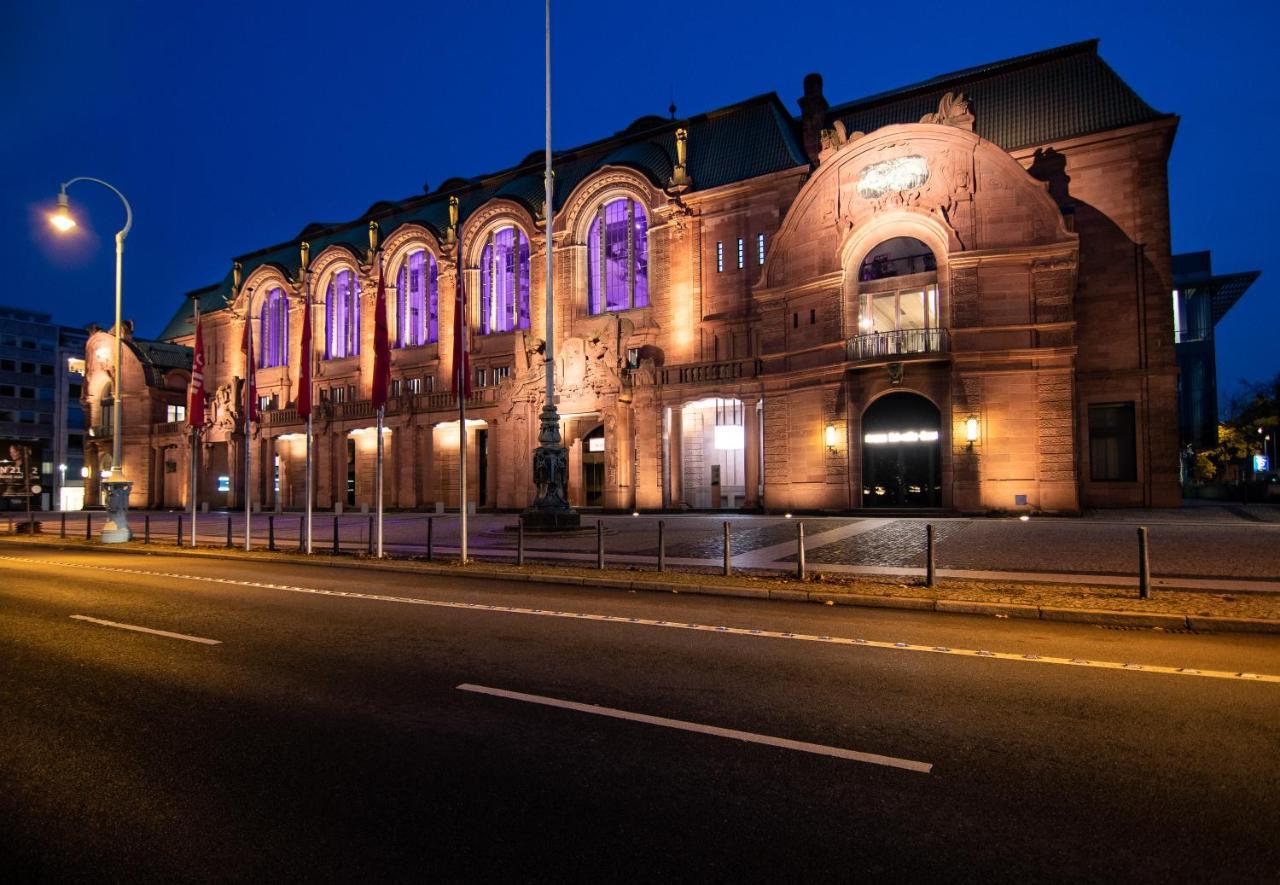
xmin=965 ymin=415 xmax=980 ymax=449
xmin=824 ymin=422 xmax=839 ymax=453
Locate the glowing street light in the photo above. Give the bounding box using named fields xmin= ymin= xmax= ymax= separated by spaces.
xmin=48 ymin=177 xmax=134 ymax=542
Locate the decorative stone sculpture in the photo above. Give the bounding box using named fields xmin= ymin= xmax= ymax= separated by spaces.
xmin=920 ymin=92 xmax=974 ymax=130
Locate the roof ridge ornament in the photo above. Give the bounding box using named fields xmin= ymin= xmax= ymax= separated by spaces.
xmin=920 ymin=91 xmax=974 ymax=131
xmin=818 ymin=120 xmax=865 ymax=164
xmin=666 ymin=127 xmax=692 ymax=193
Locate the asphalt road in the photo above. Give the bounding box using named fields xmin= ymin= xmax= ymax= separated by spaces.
xmin=1 ymin=545 xmax=1277 ymax=882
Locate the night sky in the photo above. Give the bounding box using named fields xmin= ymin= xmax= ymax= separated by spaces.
xmin=4 ymin=0 xmax=1275 ymax=401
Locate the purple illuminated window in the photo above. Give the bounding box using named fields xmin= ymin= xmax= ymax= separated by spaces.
xmin=479 ymin=227 xmax=530 ymax=335
xmin=324 ymin=268 xmax=360 ymax=359
xmin=259 ymin=287 xmax=289 ymax=368
xmin=588 ymin=198 xmax=648 ymax=314
xmin=396 ymin=250 xmax=438 ymax=347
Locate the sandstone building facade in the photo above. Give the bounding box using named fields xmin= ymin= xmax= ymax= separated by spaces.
xmin=83 ymin=41 xmax=1181 ymax=514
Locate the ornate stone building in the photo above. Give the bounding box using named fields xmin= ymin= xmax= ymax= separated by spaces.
xmin=83 ymin=40 xmax=1181 ymax=514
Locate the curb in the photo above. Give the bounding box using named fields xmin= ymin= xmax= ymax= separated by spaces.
xmin=3 ymin=537 xmax=1279 ymax=636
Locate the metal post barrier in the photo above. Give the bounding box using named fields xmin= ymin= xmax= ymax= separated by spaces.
xmin=1137 ymin=526 xmax=1151 ymax=599
xmin=85 ymin=513 xmax=92 ymax=540
xmin=796 ymin=521 xmax=806 ymax=581
xmin=6 ymin=514 xmax=11 ymax=533
xmin=226 ymin=516 xmax=233 ymax=548
xmin=426 ymin=516 xmax=433 ymax=562
xmin=517 ymin=519 xmax=525 ymax=566
xmin=143 ymin=514 xmax=150 ymax=544
xmin=177 ymin=513 xmax=184 ymax=547
xmin=597 ymin=520 xmax=604 ymax=570
xmin=332 ymin=516 xmax=340 ymax=555
xmin=657 ymin=519 xmax=666 ymax=573
xmin=926 ymin=523 xmax=936 ymax=588
xmin=268 ymin=514 xmax=276 ymax=552
xmin=367 ymin=515 xmax=374 ymax=555
xmin=298 ymin=516 xmax=305 ymax=552
xmin=60 ymin=512 xmax=66 ymax=538
xmin=723 ymin=521 xmax=731 ymax=577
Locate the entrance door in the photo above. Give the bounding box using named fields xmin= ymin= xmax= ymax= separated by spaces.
xmin=861 ymin=393 xmax=942 ymax=507
xmin=477 ymin=429 xmax=488 ymax=507
xmin=582 ymin=425 xmax=605 ymax=507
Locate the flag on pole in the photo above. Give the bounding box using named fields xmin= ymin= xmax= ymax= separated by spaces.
xmin=298 ymin=290 xmax=313 ymax=419
xmin=451 ymin=260 xmax=472 ymax=401
xmin=371 ymin=256 xmax=392 ymax=409
xmin=241 ymin=309 xmax=257 ymax=423
xmin=188 ymin=309 xmax=205 ymax=428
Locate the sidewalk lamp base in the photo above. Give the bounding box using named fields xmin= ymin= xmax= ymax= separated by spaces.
xmin=100 ymin=480 xmax=133 ymax=543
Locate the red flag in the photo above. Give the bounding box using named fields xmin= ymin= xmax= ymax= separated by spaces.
xmin=451 ymin=260 xmax=472 ymax=401
xmin=241 ymin=309 xmax=257 ymax=423
xmin=298 ymin=289 xmax=312 ymax=419
xmin=187 ymin=310 xmax=205 ymax=429
xmin=371 ymin=257 xmax=392 ymax=409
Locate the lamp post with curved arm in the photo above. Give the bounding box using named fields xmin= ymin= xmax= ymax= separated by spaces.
xmin=49 ymin=177 xmax=134 ymax=542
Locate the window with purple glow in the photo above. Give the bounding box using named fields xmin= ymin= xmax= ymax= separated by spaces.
xmin=588 ymin=198 xmax=648 ymax=314
xmin=324 ymin=268 xmax=360 ymax=359
xmin=479 ymin=226 xmax=530 ymax=335
xmin=259 ymin=287 xmax=289 ymax=368
xmin=396 ymin=249 xmax=438 ymax=347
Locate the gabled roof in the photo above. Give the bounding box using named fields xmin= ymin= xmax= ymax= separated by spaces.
xmin=118 ymin=336 xmax=192 ymax=387
xmin=826 ymin=40 xmax=1170 ymax=152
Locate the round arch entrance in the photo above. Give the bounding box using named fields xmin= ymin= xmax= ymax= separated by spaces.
xmin=861 ymin=392 xmax=942 ymax=507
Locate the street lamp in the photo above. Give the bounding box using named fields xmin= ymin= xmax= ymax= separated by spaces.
xmin=58 ymin=463 xmax=66 ymax=510
xmin=49 ymin=177 xmax=134 ymax=542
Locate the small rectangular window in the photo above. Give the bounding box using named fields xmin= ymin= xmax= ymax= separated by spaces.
xmin=166 ymin=404 xmax=187 ymax=423
xmin=716 ymin=242 xmax=724 ymax=273
xmin=792 ymin=313 xmax=799 ymax=329
xmin=493 ymin=366 xmax=510 ymax=383
xmin=390 ymin=378 xmax=401 ymax=398
xmin=757 ymin=233 xmax=766 ymax=265
xmin=425 ymin=375 xmax=435 ymax=393
xmin=809 ymin=308 xmax=816 ymax=325
xmin=1088 ymin=402 xmax=1137 ymax=482
xmin=736 ymin=238 xmax=745 ymax=270
xmin=406 ymin=377 xmax=422 ymax=395
xmin=475 ymin=367 xmax=486 ymax=389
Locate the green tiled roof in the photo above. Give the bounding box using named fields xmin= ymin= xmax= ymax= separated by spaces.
xmin=827 ymin=40 xmax=1169 ymax=152
xmin=124 ymin=337 xmax=193 ymax=386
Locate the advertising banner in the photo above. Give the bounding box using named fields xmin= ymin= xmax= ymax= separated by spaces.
xmin=0 ymin=441 xmax=42 ymax=499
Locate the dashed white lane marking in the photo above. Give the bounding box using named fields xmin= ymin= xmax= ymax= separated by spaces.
xmin=457 ymin=683 xmax=932 ymax=773
xmin=3 ymin=555 xmax=1277 ymax=684
xmin=69 ymin=614 xmax=221 ymax=645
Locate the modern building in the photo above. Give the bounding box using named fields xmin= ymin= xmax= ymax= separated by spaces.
xmin=0 ymin=306 xmax=88 ymax=510
xmin=1171 ymin=251 xmax=1260 ymax=451
xmin=85 ymin=40 xmax=1185 ymax=514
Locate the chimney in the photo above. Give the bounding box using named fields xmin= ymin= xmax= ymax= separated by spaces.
xmin=798 ymin=72 xmax=829 ymax=165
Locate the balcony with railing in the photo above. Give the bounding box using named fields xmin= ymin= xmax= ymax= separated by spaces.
xmin=847 ymin=328 xmax=950 ymax=363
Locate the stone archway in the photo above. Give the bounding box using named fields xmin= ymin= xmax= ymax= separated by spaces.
xmin=861 ymin=392 xmax=942 ymax=507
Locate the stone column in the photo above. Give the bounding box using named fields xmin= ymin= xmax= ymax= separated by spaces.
xmin=744 ymin=397 xmax=761 ymax=508
xmin=667 ymin=405 xmax=683 ymax=508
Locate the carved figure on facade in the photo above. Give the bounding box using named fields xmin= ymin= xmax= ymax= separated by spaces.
xmin=532 ymin=444 xmax=570 ymax=509
xmin=920 ymin=92 xmax=974 ymax=131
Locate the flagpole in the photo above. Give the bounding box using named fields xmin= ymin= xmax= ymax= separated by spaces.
xmin=459 ymin=341 xmax=468 ymax=564
xmin=305 ymin=411 xmax=313 ymax=553
xmin=375 ymin=405 xmax=384 ymax=557
xmin=303 ymin=268 xmax=314 ymax=555
xmin=244 ymin=288 xmax=254 ymax=552
xmin=190 ymin=301 xmax=200 ymax=547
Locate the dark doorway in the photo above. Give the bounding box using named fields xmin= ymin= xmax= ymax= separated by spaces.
xmin=861 ymin=392 xmax=942 ymax=507
xmin=583 ymin=425 xmax=605 ymax=507
xmin=346 ymin=438 xmax=356 ymax=507
xmin=477 ymin=429 xmax=488 ymax=507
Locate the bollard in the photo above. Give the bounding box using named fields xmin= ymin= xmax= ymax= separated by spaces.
xmin=597 ymin=520 xmax=604 ymax=570
xmin=268 ymin=514 xmax=276 ymax=552
xmin=1137 ymin=526 xmax=1151 ymax=600
xmin=426 ymin=516 xmax=433 ymax=562
xmin=226 ymin=516 xmax=233 ymax=548
xmin=177 ymin=513 xmax=184 ymax=547
xmin=333 ymin=516 xmax=340 ymax=555
xmin=517 ymin=519 xmax=525 ymax=566
xmin=85 ymin=513 xmax=92 ymax=539
xmin=144 ymin=514 xmax=151 ymax=544
xmin=796 ymin=520 xmax=806 ymax=581
xmin=367 ymin=515 xmax=374 ymax=555
xmin=298 ymin=516 xmax=305 ymax=553
xmin=60 ymin=512 xmax=66 ymax=539
xmin=6 ymin=514 xmax=11 ymax=533
xmin=723 ymin=521 xmax=732 ymax=577
xmin=926 ymin=523 xmax=936 ymax=588
xmin=657 ymin=519 xmax=666 ymax=573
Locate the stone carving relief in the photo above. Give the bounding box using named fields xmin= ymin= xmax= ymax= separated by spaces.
xmin=818 ymin=120 xmax=866 ymax=163
xmin=920 ymin=92 xmax=974 ymax=131
xmin=843 ymin=142 xmax=974 ymax=248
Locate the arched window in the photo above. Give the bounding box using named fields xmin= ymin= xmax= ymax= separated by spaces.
xmin=588 ymin=198 xmax=649 ymax=314
xmin=396 ymin=249 xmax=438 ymax=347
xmin=479 ymin=226 xmax=530 ymax=335
xmin=325 ymin=268 xmax=360 ymax=359
xmin=259 ymin=287 xmax=289 ymax=368
xmin=852 ymin=237 xmax=940 ymax=360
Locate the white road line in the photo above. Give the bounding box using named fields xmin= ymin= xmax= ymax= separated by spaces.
xmin=457 ymin=683 xmax=932 ymax=773
xmin=69 ymin=614 xmax=221 ymax=645
xmin=2 ymin=555 xmax=1275 ymax=683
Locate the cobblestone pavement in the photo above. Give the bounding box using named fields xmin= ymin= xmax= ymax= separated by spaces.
xmin=18 ymin=508 xmax=1280 ymax=582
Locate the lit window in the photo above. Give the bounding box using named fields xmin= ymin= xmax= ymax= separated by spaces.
xmin=259 ymin=287 xmax=289 ymax=368
xmin=716 ymin=241 xmax=724 ymax=273
xmin=737 ymin=237 xmax=744 ymax=269
xmin=757 ymin=233 xmax=766 ymax=265
xmin=474 ymin=367 xmax=487 ymax=389
xmin=390 ymin=378 xmax=401 ymax=398
xmin=492 ymin=366 xmax=510 ymax=384
xmin=396 ymin=249 xmax=439 ymax=347
xmin=479 ymin=227 xmax=530 ymax=334
xmin=587 ymin=436 xmax=605 ymax=453
xmin=166 ymin=404 xmax=186 ymax=423
xmin=325 ymin=269 xmax=360 ymax=359
xmin=588 ymin=198 xmax=650 ymax=314
xmin=406 ymin=377 xmax=422 ymax=395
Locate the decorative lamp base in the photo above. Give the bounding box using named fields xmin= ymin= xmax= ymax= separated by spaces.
xmin=100 ymin=480 xmax=133 ymax=544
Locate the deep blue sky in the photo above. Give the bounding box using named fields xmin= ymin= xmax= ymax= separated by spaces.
xmin=4 ymin=0 xmax=1275 ymax=399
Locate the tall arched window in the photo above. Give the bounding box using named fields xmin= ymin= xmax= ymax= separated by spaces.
xmin=479 ymin=226 xmax=530 ymax=335
xmin=588 ymin=198 xmax=649 ymax=314
xmin=259 ymin=287 xmax=289 ymax=368
xmin=325 ymin=268 xmax=360 ymax=359
xmin=396 ymin=249 xmax=438 ymax=347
